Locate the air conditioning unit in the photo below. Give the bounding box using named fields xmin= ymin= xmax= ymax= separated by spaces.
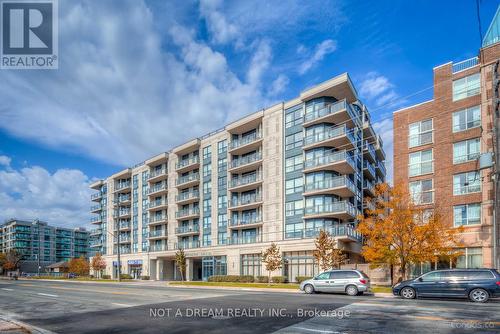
xmin=479 ymin=152 xmax=494 ymax=170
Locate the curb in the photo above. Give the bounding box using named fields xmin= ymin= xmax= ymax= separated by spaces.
xmin=0 ymin=316 xmax=55 ymax=334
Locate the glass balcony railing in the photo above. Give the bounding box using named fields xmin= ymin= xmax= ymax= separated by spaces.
xmin=227 ymin=235 xmax=262 ymax=245
xmin=176 ymin=190 xmax=200 ymax=202
xmin=300 ymin=225 xmax=362 ymax=241
xmin=230 ymin=152 xmax=262 ymax=169
xmin=91 ymin=193 xmax=102 ymax=200
xmin=90 ymin=204 xmax=102 ymax=212
xmin=376 ymin=161 xmax=386 ymax=176
xmin=176 ymin=207 xmax=200 ymax=219
xmin=90 ymin=216 xmax=102 ymax=223
xmin=176 ymin=173 xmax=199 ymax=186
xmin=303 ymin=125 xmax=355 ymax=146
xmin=148 ymin=183 xmax=167 ymax=194
xmin=176 ymin=156 xmax=199 ymax=170
xmin=148 ymin=168 xmax=167 ymax=179
xmin=115 ymin=181 xmax=131 ymax=191
xmin=175 ymin=225 xmax=200 ymax=234
xmin=230 ymin=132 xmax=262 ymax=150
xmin=149 ymin=230 xmax=167 ymax=238
xmin=230 ymin=194 xmax=262 ymax=207
xmin=175 ymin=241 xmax=200 ymax=249
xmin=119 ymin=221 xmax=131 ymax=229
xmin=364 ymin=141 xmax=376 ymax=160
xmin=303 ymin=99 xmax=359 ymax=125
xmin=90 ymin=228 xmax=102 ymax=235
xmin=149 ymin=200 xmax=167 ymax=209
xmin=229 ymin=173 xmax=262 ymax=188
xmin=149 ymin=214 xmax=167 ymax=223
xmin=363 ymin=160 xmax=376 ymax=177
xmin=304 ymin=176 xmax=356 ymax=193
xmin=304 ymin=150 xmax=355 ymax=170
xmin=304 ymin=201 xmax=359 ymax=217
xmin=150 ymin=244 xmax=167 ymax=252
xmin=228 ymin=216 xmax=262 ymax=227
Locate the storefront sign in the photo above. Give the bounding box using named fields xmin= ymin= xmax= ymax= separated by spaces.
xmin=128 ymin=260 xmax=143 ymax=265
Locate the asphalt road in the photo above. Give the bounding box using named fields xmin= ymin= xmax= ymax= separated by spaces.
xmin=0 ymin=279 xmax=499 ymax=334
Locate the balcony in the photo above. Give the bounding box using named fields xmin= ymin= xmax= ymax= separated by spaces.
xmin=175 ymin=225 xmax=200 ymax=236
xmin=148 ymin=168 xmax=168 ymax=182
xmin=149 ymin=214 xmax=168 ymax=225
xmin=452 ymin=57 xmax=478 ymax=73
xmin=301 ymin=225 xmax=362 ymax=242
xmin=363 ymin=141 xmax=376 ymax=163
xmin=90 ymin=228 xmax=102 ymax=236
xmin=90 ymin=204 xmax=102 ymax=213
xmin=303 ymin=125 xmax=356 ymax=150
xmin=115 ymin=194 xmax=131 ymax=205
xmin=176 ymin=207 xmax=200 ymax=220
xmin=114 ymin=181 xmax=131 ymax=193
xmin=118 ymin=221 xmax=131 ymax=230
xmin=227 ymin=235 xmax=262 ymax=245
xmin=176 ymin=173 xmax=200 ymax=188
xmin=363 ymin=179 xmax=375 ymax=197
xmin=148 ymin=229 xmax=168 ymax=239
xmin=175 ymin=241 xmax=200 ymax=249
xmin=374 ymin=135 xmax=385 ymax=161
xmin=363 ymin=160 xmax=376 ymax=180
xmin=303 ymin=99 xmax=359 ymax=128
xmin=229 ymin=173 xmax=263 ymax=192
xmin=229 ymin=194 xmax=263 ymax=210
xmin=303 ymin=175 xmax=357 ymax=197
xmin=114 ymin=209 xmax=131 ymax=218
xmin=91 ymin=192 xmax=102 ymax=201
xmin=229 ymin=132 xmax=263 ymax=155
xmin=228 ymin=216 xmax=263 ymax=229
xmin=176 ymin=190 xmax=200 ymax=204
xmin=148 ymin=199 xmax=168 ymax=211
xmin=115 ymin=235 xmax=131 ymax=243
xmin=304 ymin=201 xmax=359 ymax=220
xmin=364 ymin=199 xmax=376 ymax=212
xmin=150 ymin=244 xmax=168 ymax=252
xmin=376 ymin=161 xmax=386 ymax=178
xmin=90 ymin=216 xmax=102 ymax=224
xmin=229 ymin=152 xmax=263 ymax=173
xmin=148 ymin=182 xmax=168 ymax=196
xmin=176 ymin=156 xmax=200 ymax=173
xmin=304 ymin=150 xmax=355 ymax=174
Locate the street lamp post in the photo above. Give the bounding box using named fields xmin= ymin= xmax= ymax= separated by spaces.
xmin=103 ymin=228 xmax=121 ymax=282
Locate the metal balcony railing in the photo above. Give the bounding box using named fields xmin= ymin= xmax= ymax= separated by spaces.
xmin=230 ymin=132 xmax=262 ymax=150
xmin=304 ymin=175 xmax=356 ymax=193
xmin=230 ymin=152 xmax=262 ymax=169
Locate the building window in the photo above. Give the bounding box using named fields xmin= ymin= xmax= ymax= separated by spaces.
xmin=456 ymin=248 xmax=482 ymax=268
xmin=285 ymin=177 xmax=304 ymax=195
xmin=452 ymin=106 xmax=481 ymax=132
xmin=285 ymin=105 xmax=303 ymax=128
xmin=203 ymin=181 xmax=211 ymax=195
xmin=217 ymin=140 xmax=228 ymax=155
xmin=218 ymin=176 xmax=227 ymax=190
xmin=453 ymin=203 xmax=481 ymax=226
xmin=217 ymin=195 xmax=227 ymax=210
xmin=409 ymin=179 xmax=434 ymax=204
xmin=241 ymin=254 xmax=261 ymax=276
xmin=285 ymin=132 xmax=303 ymax=150
xmin=218 ymin=231 xmax=227 ymax=245
xmin=453 ymin=171 xmax=481 ymax=195
xmin=217 ymin=213 xmax=227 ymax=227
xmin=202 ymin=163 xmax=212 ymax=177
xmin=285 ymin=154 xmax=303 ymax=173
xmin=202 ymin=146 xmax=211 ymax=160
xmin=283 ymin=251 xmax=319 ymax=283
xmin=285 ymin=200 xmax=304 ymax=217
xmin=408 ymin=119 xmax=433 ymax=148
xmin=453 ymin=138 xmax=480 ymax=164
xmin=408 ymin=149 xmax=433 ymax=177
xmin=203 ymin=199 xmax=212 ymax=213
xmin=452 ymin=73 xmax=480 ymax=101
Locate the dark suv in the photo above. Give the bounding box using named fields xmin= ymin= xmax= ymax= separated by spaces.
xmin=392 ymin=269 xmax=500 ymax=302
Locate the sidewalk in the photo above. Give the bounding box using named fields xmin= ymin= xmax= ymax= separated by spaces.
xmin=0 ymin=316 xmax=53 ymax=334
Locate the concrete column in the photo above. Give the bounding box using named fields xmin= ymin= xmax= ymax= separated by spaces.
xmin=149 ymin=259 xmax=157 ymax=280
xmin=156 ymin=259 xmax=164 ymax=281
xmin=186 ymin=258 xmax=193 ymax=281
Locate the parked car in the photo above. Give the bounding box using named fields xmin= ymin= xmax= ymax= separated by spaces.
xmin=392 ymin=269 xmax=500 ymax=302
xmin=300 ymin=270 xmax=370 ymax=296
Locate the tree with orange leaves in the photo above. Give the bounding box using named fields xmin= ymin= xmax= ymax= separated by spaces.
xmin=357 ymin=183 xmax=463 ymax=280
xmin=68 ymin=256 xmax=90 ymax=277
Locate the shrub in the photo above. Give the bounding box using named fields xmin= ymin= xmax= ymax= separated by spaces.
xmin=208 ymin=275 xmax=254 ymax=283
xmin=102 ymin=274 xmax=111 ymax=279
xmin=295 ymin=276 xmax=313 ymax=284
xmin=255 ymin=276 xmax=269 ymax=283
xmin=271 ymin=276 xmax=287 ymax=283
xmin=120 ymin=274 xmax=132 ymax=280
xmin=140 ymin=276 xmax=150 ymax=280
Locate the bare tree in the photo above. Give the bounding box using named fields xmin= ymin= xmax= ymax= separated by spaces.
xmin=261 ymin=242 xmax=282 ymax=285
xmin=175 ymin=249 xmax=187 ymax=281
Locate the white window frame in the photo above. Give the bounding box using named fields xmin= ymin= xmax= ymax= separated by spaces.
xmin=285 ymin=177 xmax=304 ymax=195
xmin=409 ymin=179 xmax=434 ymax=204
xmin=285 ymin=154 xmax=303 ymax=173
xmin=408 ymin=119 xmax=433 ymax=148
xmin=453 ymin=138 xmax=480 ymax=164
xmin=452 ymin=73 xmax=480 ymax=101
xmin=453 ymin=171 xmax=481 ymax=195
xmin=408 ymin=149 xmax=433 ymax=177
xmin=452 ymin=106 xmax=481 ymax=133
xmin=453 ymin=203 xmax=481 ymax=227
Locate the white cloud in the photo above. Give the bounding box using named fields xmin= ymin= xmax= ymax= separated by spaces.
xmin=359 ymin=72 xmax=403 ymax=108
xmin=199 ymin=0 xmax=239 ymax=45
xmin=298 ymin=39 xmax=337 ymax=75
xmin=0 ymin=156 xmax=93 ymax=229
xmin=0 ymin=155 xmax=11 ymax=167
xmin=269 ymin=74 xmax=290 ymax=96
xmin=372 ymin=118 xmax=393 ymax=184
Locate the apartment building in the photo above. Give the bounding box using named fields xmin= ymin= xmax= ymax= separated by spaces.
xmin=0 ymin=219 xmax=90 ymax=273
xmin=89 ymin=73 xmax=386 ymax=282
xmin=393 ymin=10 xmax=500 ymax=273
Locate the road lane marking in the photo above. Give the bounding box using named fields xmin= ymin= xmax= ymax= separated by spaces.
xmin=1 ymin=288 xmax=13 ymax=291
xmin=112 ymin=303 xmax=137 ymax=307
xmin=37 ymin=293 xmax=58 ymax=297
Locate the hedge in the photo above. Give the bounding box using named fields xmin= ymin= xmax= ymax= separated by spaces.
xmin=271 ymin=276 xmax=287 ymax=283
xmin=140 ymin=276 xmax=150 ymax=280
xmin=119 ymin=274 xmax=132 ymax=279
xmin=208 ymin=275 xmax=254 ymax=283
xmin=255 ymin=276 xmax=269 ymax=283
xmin=102 ymin=275 xmax=111 ymax=279
xmin=295 ymin=276 xmax=313 ymax=284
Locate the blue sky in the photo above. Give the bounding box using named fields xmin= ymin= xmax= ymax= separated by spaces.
xmin=0 ymin=0 xmax=498 ymax=228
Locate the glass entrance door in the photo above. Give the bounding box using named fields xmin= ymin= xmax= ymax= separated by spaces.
xmin=202 ymin=257 xmax=214 ymax=281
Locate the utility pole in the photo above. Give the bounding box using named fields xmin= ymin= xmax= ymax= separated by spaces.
xmin=117 ymin=228 xmax=121 ymax=282
xmin=35 ymin=219 xmax=40 ymax=277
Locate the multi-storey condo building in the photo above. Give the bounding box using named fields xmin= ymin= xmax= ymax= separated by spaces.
xmin=89 ymin=73 xmax=386 ymax=281
xmin=0 ymin=219 xmax=90 ymax=273
xmin=393 ymin=10 xmax=500 ymax=273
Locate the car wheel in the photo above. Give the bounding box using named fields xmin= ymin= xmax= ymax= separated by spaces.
xmin=345 ymin=285 xmax=358 ymax=296
xmin=400 ymin=287 xmax=416 ymax=299
xmin=304 ymin=284 xmax=315 ymax=294
xmin=469 ymin=288 xmax=489 ymax=303
xmin=357 ymin=291 xmax=364 ymax=296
